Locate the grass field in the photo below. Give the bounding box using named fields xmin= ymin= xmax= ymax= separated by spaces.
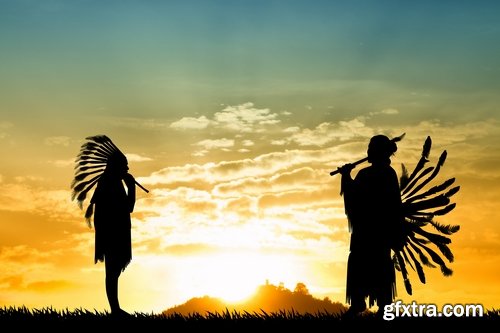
xmin=1 ymin=306 xmax=498 ymax=330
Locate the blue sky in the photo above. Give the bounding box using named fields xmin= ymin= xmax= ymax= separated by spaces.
xmin=1 ymin=0 xmax=499 ymax=122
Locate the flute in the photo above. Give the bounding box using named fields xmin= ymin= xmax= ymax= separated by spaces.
xmin=329 ymin=157 xmax=368 ymax=176
xmin=134 ymin=180 xmax=149 ymax=193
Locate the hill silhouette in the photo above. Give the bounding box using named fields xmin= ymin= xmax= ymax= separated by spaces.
xmin=164 ymin=281 xmax=347 ymax=315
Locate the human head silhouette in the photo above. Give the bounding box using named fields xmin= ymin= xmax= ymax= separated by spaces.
xmin=105 ymin=153 xmax=129 ymax=177
xmin=367 ymin=135 xmax=397 ymax=164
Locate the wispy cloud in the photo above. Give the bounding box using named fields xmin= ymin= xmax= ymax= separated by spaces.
xmin=241 ymin=140 xmax=254 ymax=147
xmin=135 ymin=116 xmax=500 ymax=258
xmin=170 ymin=116 xmax=211 ymax=130
xmin=192 ymin=138 xmax=235 ymax=156
xmin=44 ymin=136 xmax=71 ymax=147
xmin=213 ymin=167 xmax=325 ymax=197
xmin=271 ymin=140 xmax=287 ymax=146
xmin=0 ymin=184 xmax=76 ymax=219
xmin=380 ymin=108 xmax=399 ymax=115
xmin=167 ymin=103 xmax=404 ymax=155
xmin=49 ymin=158 xmax=74 ymax=168
xmin=14 ymin=175 xmax=45 ymax=183
xmin=126 ymin=153 xmax=153 ymax=162
xmin=171 ymin=102 xmax=281 ymax=134
xmin=284 ymin=126 xmax=300 ymax=133
xmin=369 ymin=108 xmax=399 ymax=116
xmin=287 ymin=119 xmax=374 ymax=146
xmin=214 ymin=103 xmax=280 ymax=132
xmin=138 ymin=145 xmax=360 ymax=187
xmin=194 ymin=138 xmax=235 ymax=150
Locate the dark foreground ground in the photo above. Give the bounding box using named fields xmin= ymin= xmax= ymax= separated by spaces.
xmin=1 ymin=307 xmax=498 ymax=331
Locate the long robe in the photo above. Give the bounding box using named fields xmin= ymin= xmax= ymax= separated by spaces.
xmin=91 ymin=172 xmax=135 ymax=272
xmin=342 ymin=163 xmax=403 ymax=307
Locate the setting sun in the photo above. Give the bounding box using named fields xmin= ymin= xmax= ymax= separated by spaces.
xmin=175 ymin=252 xmax=302 ymax=304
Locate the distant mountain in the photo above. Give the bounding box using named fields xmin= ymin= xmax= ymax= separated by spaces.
xmin=164 ymin=282 xmax=347 ymax=316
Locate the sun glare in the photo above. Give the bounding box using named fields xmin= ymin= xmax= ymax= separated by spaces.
xmin=173 ymin=251 xmax=301 ymax=304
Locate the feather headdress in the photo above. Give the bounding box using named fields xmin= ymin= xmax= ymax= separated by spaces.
xmin=71 ymin=135 xmax=128 ymax=227
xmin=395 ymin=136 xmax=460 ymax=295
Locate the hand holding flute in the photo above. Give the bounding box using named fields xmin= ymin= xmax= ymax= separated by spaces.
xmin=329 ymin=158 xmax=367 ymax=176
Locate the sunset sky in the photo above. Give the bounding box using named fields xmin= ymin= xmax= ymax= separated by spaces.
xmin=1 ymin=1 xmax=499 ymax=313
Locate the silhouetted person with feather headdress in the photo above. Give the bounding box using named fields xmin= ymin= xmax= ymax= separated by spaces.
xmin=338 ymin=135 xmax=404 ymax=317
xmin=90 ymin=153 xmax=135 ymax=316
xmin=71 ymin=136 xmax=148 ymax=316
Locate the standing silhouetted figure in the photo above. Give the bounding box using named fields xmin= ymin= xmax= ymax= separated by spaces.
xmin=91 ymin=154 xmax=135 ymax=316
xmin=338 ymin=135 xmax=403 ymax=317
xmin=71 ymin=135 xmax=143 ymax=316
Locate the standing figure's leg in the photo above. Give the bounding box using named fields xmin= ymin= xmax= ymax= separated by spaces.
xmin=348 ymin=291 xmax=367 ymax=313
xmin=344 ymin=251 xmax=367 ymax=318
xmin=375 ymin=251 xmax=396 ymax=318
xmin=105 ymin=259 xmax=122 ymax=314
